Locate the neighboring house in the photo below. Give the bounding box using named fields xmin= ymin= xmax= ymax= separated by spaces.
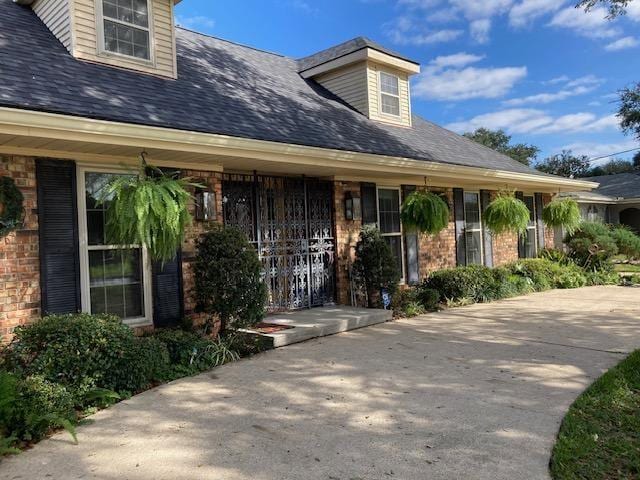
xmin=0 ymin=0 xmax=595 ymax=338
xmin=559 ymin=172 xmax=640 ymax=234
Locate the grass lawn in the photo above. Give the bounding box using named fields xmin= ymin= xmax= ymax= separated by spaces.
xmin=614 ymin=263 xmax=640 ymax=273
xmin=550 ymin=350 xmax=640 ymax=479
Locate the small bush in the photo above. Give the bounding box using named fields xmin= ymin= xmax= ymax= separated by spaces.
xmin=565 ymin=222 xmax=619 ymax=271
xmin=0 ymin=372 xmax=77 ymax=448
xmin=392 ymin=289 xmax=427 ymax=318
xmin=610 ymin=226 xmax=640 ymax=259
xmin=416 ymin=287 xmax=440 ymax=311
xmin=194 ymin=225 xmax=267 ymax=333
xmin=5 ymin=314 xmax=168 ymax=400
xmin=353 ymin=225 xmax=401 ymax=308
xmin=555 ymin=270 xmax=587 ymax=289
xmin=423 ymin=265 xmax=498 ymax=303
xmin=584 ymin=270 xmax=619 ymax=286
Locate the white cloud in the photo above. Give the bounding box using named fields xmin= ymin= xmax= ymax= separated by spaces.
xmin=558 ymin=140 xmax=639 ymax=161
xmin=446 ymin=108 xmax=619 ymax=135
xmin=545 ymin=75 xmax=570 ymax=85
xmin=565 ymin=75 xmax=604 ymax=88
xmin=176 ymin=15 xmax=215 ymax=30
xmin=504 ymin=75 xmax=604 ymax=106
xmin=385 ymin=16 xmax=464 ymax=45
xmin=414 ymin=64 xmax=527 ymax=101
xmin=548 ymin=6 xmax=621 ymax=38
xmin=427 ymin=52 xmax=485 ymax=71
xmin=509 ymin=0 xmax=565 ymax=27
xmin=469 ymin=19 xmax=492 ymax=43
xmin=627 ymin=2 xmax=640 ymax=21
xmin=604 ymin=36 xmax=639 ymax=51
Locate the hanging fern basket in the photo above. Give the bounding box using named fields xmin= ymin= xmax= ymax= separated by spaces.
xmin=102 ymin=162 xmax=199 ymax=263
xmin=0 ymin=176 xmax=24 ymax=238
xmin=400 ymin=190 xmax=450 ymax=235
xmin=542 ymin=198 xmax=581 ymax=235
xmin=483 ymin=193 xmax=530 ymax=236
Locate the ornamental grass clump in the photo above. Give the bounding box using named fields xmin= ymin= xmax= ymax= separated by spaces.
xmin=483 ymin=193 xmax=530 ymax=235
xmin=542 ymin=198 xmax=581 ymax=235
xmin=400 ymin=190 xmax=449 ymax=235
xmin=103 ymin=164 xmax=196 ymax=263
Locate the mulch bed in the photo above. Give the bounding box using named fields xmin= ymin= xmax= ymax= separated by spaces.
xmin=252 ymin=322 xmax=295 ymax=334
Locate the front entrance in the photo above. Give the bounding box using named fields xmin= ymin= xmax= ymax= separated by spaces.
xmin=222 ymin=174 xmax=336 ymax=312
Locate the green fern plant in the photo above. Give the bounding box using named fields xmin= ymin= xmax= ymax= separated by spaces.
xmin=542 ymin=198 xmax=581 ymax=235
xmin=103 ymin=164 xmax=200 ymax=263
xmin=484 ymin=193 xmax=530 ymax=235
xmin=400 ymin=190 xmax=450 ymax=235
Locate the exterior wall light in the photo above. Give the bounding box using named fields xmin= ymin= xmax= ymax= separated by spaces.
xmin=344 ymin=191 xmax=361 ymax=221
xmin=195 ymin=189 xmax=217 ymax=221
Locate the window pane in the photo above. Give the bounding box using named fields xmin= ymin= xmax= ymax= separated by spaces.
xmin=525 ymin=229 xmax=536 ymax=258
xmin=524 ymin=196 xmax=535 ymax=225
xmin=103 ymin=0 xmax=149 ymax=27
xmin=464 ymin=192 xmax=481 ymax=230
xmin=89 ymin=248 xmax=144 ymax=319
xmin=465 ymin=231 xmax=483 ymax=265
xmin=132 ymin=0 xmax=149 ymax=27
xmin=378 ymin=189 xmax=400 ymax=234
xmin=103 ymin=19 xmax=150 ymax=60
xmin=385 ymin=235 xmax=403 ymax=276
xmin=381 ymin=94 xmax=400 ymax=116
xmin=380 ymin=72 xmax=399 ymax=95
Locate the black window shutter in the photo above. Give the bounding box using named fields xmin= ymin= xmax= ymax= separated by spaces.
xmin=480 ymin=190 xmax=494 ymax=267
xmin=453 ymin=188 xmax=466 ymax=266
xmin=401 ymin=185 xmax=420 ymax=284
xmin=152 ymin=254 xmax=184 ymax=328
xmin=36 ymin=159 xmax=81 ymax=315
xmin=361 ymin=182 xmax=378 ymax=225
xmin=515 ymin=191 xmax=526 ymax=258
xmin=151 ymin=167 xmax=184 ymax=328
xmin=534 ymin=193 xmax=545 ymax=253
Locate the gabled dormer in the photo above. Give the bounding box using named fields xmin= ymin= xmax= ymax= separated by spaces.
xmin=18 ymin=0 xmax=180 ymax=79
xmin=298 ymin=37 xmax=420 ymax=127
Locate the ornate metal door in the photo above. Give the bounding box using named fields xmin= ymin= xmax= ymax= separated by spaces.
xmin=222 ymin=174 xmax=335 ymax=312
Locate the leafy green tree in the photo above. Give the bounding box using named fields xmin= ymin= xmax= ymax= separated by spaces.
xmin=535 ymin=150 xmax=591 ymax=178
xmin=586 ymin=158 xmax=635 ymax=176
xmin=463 ymin=128 xmax=540 ymax=166
xmin=352 ymin=225 xmax=401 ymax=308
xmin=576 ymin=0 xmax=630 ymax=17
xmin=619 ymin=83 xmax=640 ymax=141
xmin=194 ymin=225 xmax=267 ymax=334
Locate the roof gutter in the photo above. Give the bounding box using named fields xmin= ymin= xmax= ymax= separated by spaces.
xmin=13 ymin=0 xmax=36 ymax=5
xmin=0 ymin=107 xmax=598 ymax=191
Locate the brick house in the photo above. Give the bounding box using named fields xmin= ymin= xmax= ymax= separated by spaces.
xmin=0 ymin=0 xmax=595 ymax=338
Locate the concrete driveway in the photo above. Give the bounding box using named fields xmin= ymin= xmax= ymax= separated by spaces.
xmin=3 ymin=286 xmax=640 ymax=480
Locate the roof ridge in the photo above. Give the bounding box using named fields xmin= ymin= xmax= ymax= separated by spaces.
xmin=175 ymin=25 xmax=287 ymax=59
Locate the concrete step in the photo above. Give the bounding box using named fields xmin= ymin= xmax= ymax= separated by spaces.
xmin=249 ymin=306 xmax=392 ymax=348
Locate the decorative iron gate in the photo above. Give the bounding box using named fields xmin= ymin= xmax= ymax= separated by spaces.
xmin=222 ymin=174 xmax=335 ymax=312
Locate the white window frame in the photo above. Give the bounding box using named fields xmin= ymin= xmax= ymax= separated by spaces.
xmin=376 ymin=186 xmax=406 ymax=282
xmin=378 ymin=71 xmax=401 ymax=118
xmin=463 ymin=191 xmax=484 ymax=266
xmin=77 ymin=164 xmax=153 ymax=327
xmin=522 ymin=194 xmax=538 ymax=258
xmin=95 ymin=0 xmax=156 ymax=65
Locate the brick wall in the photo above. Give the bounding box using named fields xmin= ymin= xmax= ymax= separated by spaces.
xmin=179 ymin=169 xmax=223 ymax=321
xmin=542 ymin=194 xmax=556 ymax=249
xmin=333 ymin=181 xmax=362 ymax=306
xmin=0 ymin=156 xmax=40 ymax=340
xmin=417 ymin=188 xmax=456 ymax=277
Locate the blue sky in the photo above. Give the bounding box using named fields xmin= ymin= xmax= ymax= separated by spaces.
xmin=175 ymin=0 xmax=640 ymax=165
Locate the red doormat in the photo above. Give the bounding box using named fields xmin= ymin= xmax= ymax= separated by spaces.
xmin=253 ymin=322 xmax=295 ymax=334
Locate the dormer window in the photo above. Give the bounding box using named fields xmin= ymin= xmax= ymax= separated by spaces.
xmin=379 ymin=71 xmax=400 ymax=117
xmin=100 ymin=0 xmax=151 ymax=61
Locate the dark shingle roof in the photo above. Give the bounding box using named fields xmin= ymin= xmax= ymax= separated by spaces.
xmin=296 ymin=36 xmax=418 ymax=72
xmin=0 ymin=1 xmax=546 ymax=176
xmin=586 ymin=172 xmax=640 ymax=199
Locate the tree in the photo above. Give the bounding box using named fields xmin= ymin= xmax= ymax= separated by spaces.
xmin=633 ymin=151 xmax=640 ymax=168
xmin=194 ymin=225 xmax=267 ymax=334
xmin=576 ymin=0 xmax=630 ymax=18
xmin=619 ymin=83 xmax=640 ymax=141
xmin=463 ymin=128 xmax=540 ymax=166
xmin=536 ymin=150 xmax=591 ymax=178
xmin=586 ymin=158 xmax=635 ymax=176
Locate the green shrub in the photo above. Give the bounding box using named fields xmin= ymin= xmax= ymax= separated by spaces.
xmin=483 ymin=193 xmax=530 ymax=235
xmin=416 ymin=286 xmax=440 ymax=311
xmin=584 ymin=270 xmax=619 ymax=286
xmin=542 ymin=198 xmax=581 ymax=235
xmin=555 ymin=270 xmax=587 ymax=289
xmin=400 ymin=190 xmax=449 ymax=235
xmin=194 ymin=225 xmax=267 ymax=333
xmin=565 ymin=222 xmax=619 ymax=271
xmin=0 ymin=372 xmax=77 ymax=448
xmin=423 ymin=265 xmax=498 ymax=303
xmin=6 ymin=314 xmax=168 ymax=400
xmin=539 ymin=248 xmax=571 ymax=266
xmin=610 ymin=226 xmax=640 ymax=259
xmin=151 ymin=329 xmax=240 ymax=379
xmin=508 ymin=258 xmax=560 ymax=291
xmin=353 ymin=225 xmax=401 ymax=308
xmin=392 ymin=289 xmax=427 ymax=317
